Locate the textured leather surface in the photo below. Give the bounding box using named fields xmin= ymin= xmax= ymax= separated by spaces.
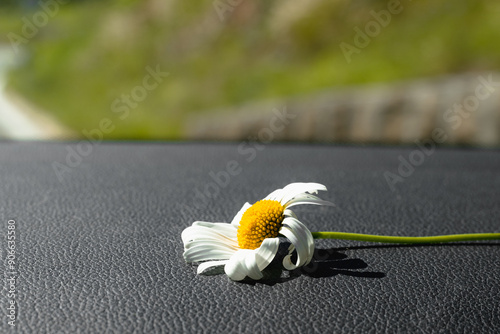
xmin=1 ymin=142 xmax=499 ymax=333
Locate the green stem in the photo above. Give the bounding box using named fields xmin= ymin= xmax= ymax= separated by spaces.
xmin=311 ymin=232 xmax=500 ymax=244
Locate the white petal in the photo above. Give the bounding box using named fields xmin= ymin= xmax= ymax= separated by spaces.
xmin=280 ymin=217 xmax=315 ymax=269
xmin=183 ymin=234 xmax=238 ymax=250
xmin=223 ymin=238 xmax=280 ymax=281
xmin=181 ymin=223 xmax=237 ymax=246
xmin=285 ymin=198 xmax=334 ymax=208
xmin=284 ymin=193 xmax=323 ymax=204
xmin=182 ymin=223 xmax=239 ymax=263
xmin=254 ymin=238 xmax=280 ymax=271
xmin=283 ymin=209 xmax=297 ymax=218
xmin=197 ymin=260 xmax=228 ymax=275
xmin=228 ymin=249 xmax=263 ymax=280
xmin=263 ymin=182 xmax=328 ymax=204
xmin=278 ymin=183 xmax=327 ymax=205
xmin=282 ymin=255 xmax=295 ymax=270
xmin=280 ymin=227 xmax=308 ymax=270
xmin=283 ymin=217 xmax=315 ymax=264
xmin=184 ymin=239 xmax=238 ymax=252
xmin=264 ymin=188 xmax=285 ymax=201
xmin=184 ymin=246 xmax=235 ymax=262
xmin=283 ymin=249 xmax=297 ymax=270
xmin=244 ymin=252 xmax=264 ymax=280
xmin=224 ymin=250 xmax=253 ymax=281
xmin=231 ymin=202 xmax=252 ymax=227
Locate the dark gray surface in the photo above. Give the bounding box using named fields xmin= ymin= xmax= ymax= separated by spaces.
xmin=1 ymin=142 xmax=499 ymax=333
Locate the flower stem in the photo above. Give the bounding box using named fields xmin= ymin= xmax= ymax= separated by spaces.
xmin=311 ymin=232 xmax=500 ymax=244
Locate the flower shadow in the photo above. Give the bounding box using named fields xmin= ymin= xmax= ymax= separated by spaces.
xmin=241 ymin=246 xmax=385 ymax=285
xmin=242 ymin=242 xmax=500 ymax=285
xmin=296 ymin=248 xmax=386 ymax=279
xmin=295 ymin=242 xmax=500 ymax=280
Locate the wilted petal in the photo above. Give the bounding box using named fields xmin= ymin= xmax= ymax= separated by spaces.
xmin=278 ymin=183 xmax=327 ymax=205
xmin=280 ymin=217 xmax=315 ymax=269
xmin=224 ymin=250 xmax=253 ymax=281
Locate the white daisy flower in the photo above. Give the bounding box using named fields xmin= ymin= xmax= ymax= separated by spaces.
xmin=182 ymin=182 xmax=333 ymax=281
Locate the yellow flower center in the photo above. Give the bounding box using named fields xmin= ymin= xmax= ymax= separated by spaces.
xmin=237 ymin=200 xmax=285 ymax=250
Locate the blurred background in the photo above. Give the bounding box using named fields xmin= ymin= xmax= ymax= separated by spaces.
xmin=1 ymin=0 xmax=499 ymax=146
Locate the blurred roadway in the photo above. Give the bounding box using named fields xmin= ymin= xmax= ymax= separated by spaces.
xmin=0 ymin=45 xmax=70 ymax=140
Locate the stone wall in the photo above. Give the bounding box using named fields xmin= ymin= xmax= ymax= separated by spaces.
xmin=185 ymin=72 xmax=500 ymax=147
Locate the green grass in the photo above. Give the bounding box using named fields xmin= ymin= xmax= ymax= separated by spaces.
xmin=1 ymin=0 xmax=500 ymax=139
